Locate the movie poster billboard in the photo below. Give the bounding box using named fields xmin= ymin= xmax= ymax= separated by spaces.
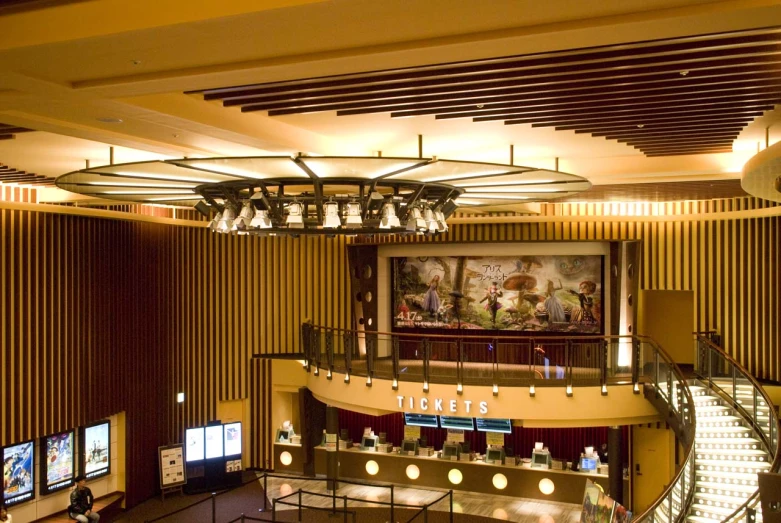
xmin=3 ymin=440 xmax=35 ymax=506
xmin=392 ymin=255 xmax=603 ymax=332
xmin=42 ymin=430 xmax=75 ymax=494
xmin=83 ymin=420 xmax=110 ymax=479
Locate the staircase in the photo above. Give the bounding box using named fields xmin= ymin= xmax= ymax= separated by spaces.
xmin=687 ymin=380 xmax=773 ymax=523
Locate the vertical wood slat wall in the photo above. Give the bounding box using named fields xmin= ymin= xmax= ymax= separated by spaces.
xmin=1 ymin=196 xmax=779 ymax=508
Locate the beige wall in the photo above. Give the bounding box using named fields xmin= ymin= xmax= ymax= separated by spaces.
xmin=638 ymin=290 xmax=695 ymax=364
xmin=632 ymin=424 xmax=675 ymax=514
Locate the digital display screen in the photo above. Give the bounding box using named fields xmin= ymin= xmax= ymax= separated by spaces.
xmin=404 ymin=413 xmax=439 ymax=428
xmin=204 ymin=425 xmax=224 ymax=459
xmin=581 ymin=457 xmax=598 ymax=471
xmin=3 ymin=440 xmax=35 ymax=506
xmin=185 ymin=427 xmax=205 ymax=462
xmin=439 ymin=416 xmax=474 ymax=430
xmin=223 ymin=422 xmax=242 ymax=457
xmin=41 ymin=430 xmax=75 ymax=494
xmin=475 ymin=418 xmax=512 ymax=434
xmin=83 ymin=421 xmax=110 ymax=480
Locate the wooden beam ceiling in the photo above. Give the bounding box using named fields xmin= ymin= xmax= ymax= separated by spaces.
xmin=193 ymin=27 xmax=781 ymax=158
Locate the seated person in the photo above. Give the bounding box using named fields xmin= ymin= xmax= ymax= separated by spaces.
xmin=0 ymin=504 xmax=12 ymax=523
xmin=69 ymin=475 xmax=100 ymax=522
xmin=597 ymin=443 xmax=608 ymax=464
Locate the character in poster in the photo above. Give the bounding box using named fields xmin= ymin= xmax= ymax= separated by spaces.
xmin=421 ymin=275 xmax=441 ymax=317
xmin=479 ymin=282 xmax=503 ymax=324
xmin=569 ymin=280 xmax=599 ymax=324
xmin=580 ymin=480 xmax=601 ymax=523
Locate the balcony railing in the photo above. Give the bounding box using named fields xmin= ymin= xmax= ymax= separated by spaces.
xmin=301 ymin=323 xmax=696 ymax=523
xmin=695 ymin=334 xmax=781 ymax=523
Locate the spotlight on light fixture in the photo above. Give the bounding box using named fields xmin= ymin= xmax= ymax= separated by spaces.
xmin=233 ymin=202 xmax=254 ymax=232
xmin=380 ymin=202 xmax=400 ymax=229
xmin=217 ymin=206 xmax=236 ymax=233
xmin=406 ymin=206 xmax=427 ymax=233
xmin=441 ymin=199 xmax=459 ymax=219
xmin=209 ymin=211 xmax=223 ymax=232
xmin=434 ymin=208 xmax=448 ymax=232
xmin=424 ymin=207 xmax=438 ymax=233
xmin=250 ymin=209 xmax=272 ymax=229
xmin=323 ymin=200 xmax=342 ymax=229
xmin=345 ymin=201 xmax=363 ymax=229
xmin=286 ymin=202 xmax=304 ymax=228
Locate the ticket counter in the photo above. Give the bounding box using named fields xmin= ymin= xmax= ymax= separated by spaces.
xmin=275 ymin=442 xmax=305 ymax=475
xmin=314 ymin=446 xmax=610 ymax=504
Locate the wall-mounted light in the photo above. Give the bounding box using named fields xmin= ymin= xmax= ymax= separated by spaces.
xmin=493 ymin=384 xmax=499 ymax=396
xmin=566 ymin=384 xmax=573 ymax=397
xmin=456 ymin=383 xmax=463 ymax=395
xmin=492 ymin=473 xmax=508 ymax=490
xmin=601 ymin=384 xmax=608 ymax=396
xmin=280 ymin=451 xmax=293 ymax=466
xmin=327 ymin=370 xmax=332 ymax=380
xmin=448 ymin=468 xmax=463 ymax=485
xmin=392 ymin=378 xmax=398 ymax=391
xmin=406 ymin=464 xmax=420 ymax=480
xmin=313 ymin=366 xmax=319 ymax=376
xmin=344 ymin=373 xmax=350 ymax=383
xmin=365 ymin=460 xmax=379 ymax=475
xmin=633 ymin=382 xmax=640 ymax=394
xmin=366 ymin=376 xmax=372 ymax=387
xmin=177 ymin=392 xmax=185 ymax=403
xmin=423 ymin=381 xmax=429 ymax=393
xmin=539 ymin=478 xmax=555 ymax=495
xmin=529 ymin=385 xmax=535 ymax=397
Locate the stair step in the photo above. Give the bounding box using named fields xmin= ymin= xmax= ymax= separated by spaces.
xmin=696 ymin=460 xmax=771 ymax=471
xmin=687 ymin=515 xmax=728 ymax=523
xmin=695 ymin=449 xmax=768 ymax=458
xmin=691 ymin=502 xmax=745 ymax=517
xmin=695 ymin=470 xmax=761 ymax=482
xmin=695 ymin=481 xmax=758 ymax=495
xmin=695 ymin=427 xmax=751 ymax=436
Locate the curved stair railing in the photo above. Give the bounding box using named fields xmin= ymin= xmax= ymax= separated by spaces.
xmin=301 ymin=323 xmax=698 ymax=523
xmin=692 ymin=335 xmax=781 ymax=523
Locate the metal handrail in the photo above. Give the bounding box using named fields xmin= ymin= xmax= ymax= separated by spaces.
xmin=631 ymin=336 xmax=697 ymax=523
xmin=695 ymin=334 xmax=780 ymax=523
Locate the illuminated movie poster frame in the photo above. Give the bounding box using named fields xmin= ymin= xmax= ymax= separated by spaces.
xmin=40 ymin=429 xmax=76 ymax=495
xmin=2 ymin=439 xmax=36 ymax=507
xmin=392 ymin=254 xmax=604 ymax=333
xmin=80 ymin=420 xmax=111 ymax=480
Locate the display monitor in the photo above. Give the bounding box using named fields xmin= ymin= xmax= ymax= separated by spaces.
xmin=475 ymin=418 xmax=512 ymax=434
xmin=40 ymin=429 xmax=75 ymax=495
xmin=276 ymin=428 xmax=294 ymax=442
xmin=81 ymin=420 xmax=110 ymax=480
xmin=223 ymin=422 xmax=242 ymax=457
xmin=442 ymin=443 xmax=460 ymax=459
xmin=2 ymin=439 xmax=35 ymax=506
xmin=531 ymin=450 xmax=551 ymax=469
xmin=403 ymin=413 xmax=438 ymax=428
xmin=204 ymin=425 xmax=224 ymax=459
xmin=580 ymin=456 xmax=598 ymax=472
xmin=361 ymin=435 xmax=378 ymax=450
xmin=439 ymin=416 xmax=474 ymax=430
xmin=401 ymin=440 xmax=418 ymax=454
xmin=185 ymin=427 xmax=205 ymax=462
xmin=485 ymin=448 xmax=505 ymax=465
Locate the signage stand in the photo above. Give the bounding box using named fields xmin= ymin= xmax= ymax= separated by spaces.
xmin=158 ymin=444 xmax=187 ymax=501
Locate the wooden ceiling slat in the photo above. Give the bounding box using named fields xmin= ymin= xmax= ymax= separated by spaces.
xmin=260 ymin=70 xmax=781 ymax=114
xmin=441 ymin=98 xmax=777 ymax=122
xmin=591 ymin=121 xmax=750 ymax=136
xmin=197 ymin=27 xmax=781 ymax=158
xmin=381 ymin=84 xmax=781 ymax=120
xmin=514 ymin=107 xmax=769 ymax=127
xmin=201 ymin=33 xmax=781 ymax=100
xmin=620 ymin=133 xmax=741 ymax=145
xmin=645 ymin=149 xmax=733 ymax=156
xmin=239 ymin=56 xmax=781 ymax=112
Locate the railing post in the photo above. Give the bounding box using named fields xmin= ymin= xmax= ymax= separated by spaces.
xmin=423 ymin=338 xmax=430 ymax=389
xmin=241 ymin=514 xmax=245 ymax=523
xmin=390 ymin=484 xmax=395 ymax=523
xmin=298 ymin=488 xmax=303 ymax=522
xmin=211 ymin=492 xmax=217 ymax=523
xmin=272 ymin=499 xmax=276 ymax=522
xmin=343 ymin=495 xmax=348 ymax=523
xmin=263 ymin=474 xmax=268 ymax=511
xmin=392 ymin=337 xmax=399 ymax=385
xmin=632 ymin=338 xmax=640 ymax=392
xmin=706 ymin=343 xmax=712 ymax=388
xmin=424 ymin=505 xmax=429 ymax=523
xmin=326 ymin=330 xmax=335 ymax=379
xmin=450 ymin=490 xmax=454 ymax=523
xmin=492 ymin=337 xmax=498 ymax=390
xmin=601 ymin=339 xmax=608 ymax=388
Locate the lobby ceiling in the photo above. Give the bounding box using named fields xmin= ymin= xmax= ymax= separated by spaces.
xmin=2 ymin=0 xmax=781 ymax=206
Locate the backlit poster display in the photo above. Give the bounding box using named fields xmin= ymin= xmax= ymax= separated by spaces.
xmin=3 ymin=440 xmax=35 ymax=506
xmin=204 ymin=425 xmax=224 ymax=459
xmin=185 ymin=427 xmax=205 ymax=462
xmin=41 ymin=430 xmax=75 ymax=494
xmin=82 ymin=420 xmax=110 ymax=480
xmin=223 ymin=422 xmax=242 ymax=457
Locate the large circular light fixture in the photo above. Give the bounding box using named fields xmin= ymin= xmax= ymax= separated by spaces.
xmin=56 ymin=155 xmax=591 ymax=236
xmin=448 ymin=468 xmax=463 ymax=485
xmin=406 ymin=464 xmax=420 ymax=479
xmin=365 ymin=460 xmax=379 ymax=475
xmin=279 ymin=451 xmax=293 ymax=466
xmin=492 ymin=473 xmax=508 ymax=489
xmin=539 ymin=477 xmax=555 ymax=495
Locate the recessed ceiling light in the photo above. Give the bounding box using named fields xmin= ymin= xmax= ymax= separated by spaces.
xmin=131 ymin=60 xmax=142 ymax=66
xmin=96 ymin=117 xmax=123 ymax=124
xmin=637 ymin=124 xmax=644 ymax=128
xmin=680 ymin=70 xmax=689 ymax=76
